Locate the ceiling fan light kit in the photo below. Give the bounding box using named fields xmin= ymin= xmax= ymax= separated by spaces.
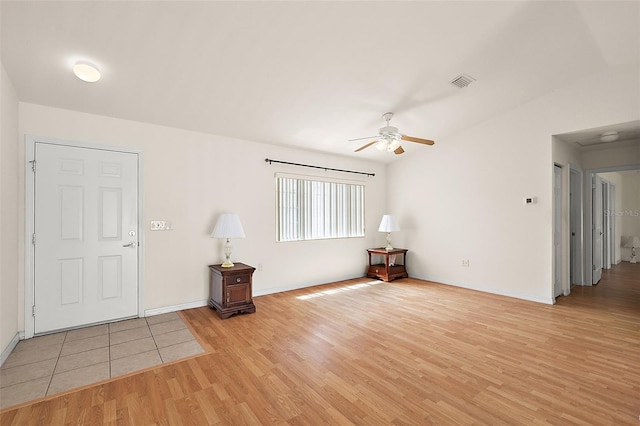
xmin=352 ymin=112 xmax=435 ymax=155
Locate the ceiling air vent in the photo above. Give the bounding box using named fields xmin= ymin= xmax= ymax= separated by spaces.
xmin=450 ymin=73 xmax=475 ymax=88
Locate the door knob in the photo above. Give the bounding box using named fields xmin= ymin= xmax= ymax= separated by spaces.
xmin=123 ymin=242 xmax=137 ymax=248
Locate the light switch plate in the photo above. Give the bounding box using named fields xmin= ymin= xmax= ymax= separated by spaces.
xmin=151 ymin=220 xmax=167 ymax=231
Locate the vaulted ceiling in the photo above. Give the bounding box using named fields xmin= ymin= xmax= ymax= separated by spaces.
xmin=2 ymin=1 xmax=638 ymax=161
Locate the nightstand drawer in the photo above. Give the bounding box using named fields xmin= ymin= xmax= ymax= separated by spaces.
xmin=225 ymin=274 xmax=250 ymax=285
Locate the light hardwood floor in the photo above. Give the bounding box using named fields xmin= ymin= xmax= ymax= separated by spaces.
xmin=1 ymin=262 xmax=638 ymax=425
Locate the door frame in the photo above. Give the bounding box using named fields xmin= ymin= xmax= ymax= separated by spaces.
xmin=569 ymin=166 xmax=583 ymax=286
xmin=24 ymin=135 xmax=145 ymax=339
xmin=584 ymin=164 xmax=640 ymax=287
xmin=553 ymin=164 xmax=563 ymax=298
xmin=609 ymin=184 xmax=616 ymax=265
xmin=601 ymin=178 xmax=610 ymax=270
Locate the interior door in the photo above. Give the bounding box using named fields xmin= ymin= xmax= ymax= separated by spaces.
xmin=569 ymin=169 xmax=581 ymax=286
xmin=553 ymin=165 xmax=563 ymax=297
xmin=34 ymin=143 xmax=139 ymax=333
xmin=602 ymin=181 xmax=611 ymax=269
xmin=592 ymin=175 xmax=603 ymax=285
xmin=609 ymin=185 xmax=616 ymax=264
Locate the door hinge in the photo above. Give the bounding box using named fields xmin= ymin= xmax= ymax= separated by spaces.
xmin=32 ymin=305 xmax=36 ymax=317
xmin=32 ymin=233 xmax=36 ymax=245
xmin=29 ymin=160 xmax=36 ymax=173
xmin=592 ymin=264 xmax=596 ymax=271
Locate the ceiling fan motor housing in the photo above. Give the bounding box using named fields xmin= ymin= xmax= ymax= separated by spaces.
xmin=379 ymin=125 xmax=399 ymax=137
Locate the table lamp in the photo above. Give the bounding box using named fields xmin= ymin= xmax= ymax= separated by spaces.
xmin=623 ymin=235 xmax=640 ymax=264
xmin=378 ymin=214 xmax=400 ymax=251
xmin=211 ymin=213 xmax=245 ymax=267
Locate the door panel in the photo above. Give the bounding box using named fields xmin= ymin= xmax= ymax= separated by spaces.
xmin=569 ymin=169 xmax=581 ymax=286
xmin=553 ymin=165 xmax=563 ymax=297
xmin=592 ymin=175 xmax=603 ymax=284
xmin=34 ymin=143 xmax=139 ymax=333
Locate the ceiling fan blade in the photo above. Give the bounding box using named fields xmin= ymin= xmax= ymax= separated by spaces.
xmin=354 ymin=141 xmax=378 ymax=152
xmin=348 ymin=135 xmax=378 ymax=142
xmin=394 ymin=146 xmax=405 ymax=155
xmin=401 ymin=135 xmax=435 ymax=145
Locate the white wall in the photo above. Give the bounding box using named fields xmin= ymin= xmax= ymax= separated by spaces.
xmin=582 ymin=141 xmax=640 ymax=170
xmin=553 ymin=138 xmax=582 ymax=169
xmin=18 ymin=103 xmax=387 ymax=323
xmin=388 ymin=63 xmax=640 ymax=304
xmin=1 ymin=64 xmax=20 ymax=356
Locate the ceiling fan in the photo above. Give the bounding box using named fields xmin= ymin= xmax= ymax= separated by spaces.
xmin=350 ymin=112 xmax=435 ymax=155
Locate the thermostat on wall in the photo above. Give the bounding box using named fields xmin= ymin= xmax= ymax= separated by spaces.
xmin=524 ymin=197 xmax=537 ymax=205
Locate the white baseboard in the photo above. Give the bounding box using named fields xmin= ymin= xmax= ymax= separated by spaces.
xmin=1 ymin=332 xmax=22 ymax=367
xmin=253 ymin=276 xmax=364 ymax=297
xmin=144 ymin=300 xmax=208 ymax=317
xmin=410 ymin=274 xmax=555 ymax=305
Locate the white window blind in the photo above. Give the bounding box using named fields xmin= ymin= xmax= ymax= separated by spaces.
xmin=276 ymin=176 xmax=365 ymax=242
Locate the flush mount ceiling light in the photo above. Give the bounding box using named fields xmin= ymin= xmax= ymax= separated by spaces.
xmin=600 ymin=131 xmax=619 ymax=143
xmin=72 ymin=61 xmax=101 ymax=83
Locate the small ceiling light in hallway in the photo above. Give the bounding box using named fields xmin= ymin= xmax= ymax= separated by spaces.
xmin=72 ymin=61 xmax=101 ymax=83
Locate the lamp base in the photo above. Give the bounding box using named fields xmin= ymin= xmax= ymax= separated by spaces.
xmin=385 ymin=232 xmax=393 ymax=251
xmin=221 ymin=238 xmax=234 ymax=268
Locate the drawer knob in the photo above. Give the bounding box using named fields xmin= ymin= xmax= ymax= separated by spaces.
xmin=375 ymin=269 xmax=379 ymax=273
xmin=236 ymin=277 xmax=241 ymax=283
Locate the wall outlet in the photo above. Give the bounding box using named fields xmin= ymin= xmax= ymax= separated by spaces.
xmin=462 ymin=259 xmax=470 ymax=267
xmin=258 ymin=263 xmax=263 ymax=271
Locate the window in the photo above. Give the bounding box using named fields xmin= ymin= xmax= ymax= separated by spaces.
xmin=276 ymin=175 xmax=365 ymax=242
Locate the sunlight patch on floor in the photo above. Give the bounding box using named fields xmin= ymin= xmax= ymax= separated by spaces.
xmin=296 ymin=281 xmax=381 ymax=300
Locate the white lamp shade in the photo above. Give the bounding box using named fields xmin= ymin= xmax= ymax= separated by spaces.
xmin=211 ymin=213 xmax=245 ymax=239
xmin=622 ymin=236 xmax=640 ymax=248
xmin=378 ymin=215 xmax=400 ymax=233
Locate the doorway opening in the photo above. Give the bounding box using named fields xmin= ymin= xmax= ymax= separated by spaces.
xmin=585 ymin=165 xmax=640 ymax=286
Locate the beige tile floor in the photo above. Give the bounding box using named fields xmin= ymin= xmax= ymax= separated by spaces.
xmin=0 ymin=312 xmax=204 ymax=410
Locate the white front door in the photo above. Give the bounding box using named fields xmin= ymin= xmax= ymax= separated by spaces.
xmin=592 ymin=175 xmax=603 ymax=285
xmin=34 ymin=143 xmax=139 ymax=334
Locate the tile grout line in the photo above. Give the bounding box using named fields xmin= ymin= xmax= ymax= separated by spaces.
xmin=44 ymin=332 xmax=67 ymax=397
xmin=147 ymin=318 xmax=165 ymax=363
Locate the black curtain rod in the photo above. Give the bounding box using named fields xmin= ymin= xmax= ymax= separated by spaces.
xmin=264 ymin=158 xmax=375 ymax=177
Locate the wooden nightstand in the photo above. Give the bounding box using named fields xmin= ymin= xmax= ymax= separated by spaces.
xmin=366 ymin=248 xmax=408 ymax=282
xmin=208 ymin=263 xmax=256 ymax=319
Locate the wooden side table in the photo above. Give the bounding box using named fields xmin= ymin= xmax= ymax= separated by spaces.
xmin=208 ymin=263 xmax=256 ymax=319
xmin=366 ymin=248 xmax=408 ymax=282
